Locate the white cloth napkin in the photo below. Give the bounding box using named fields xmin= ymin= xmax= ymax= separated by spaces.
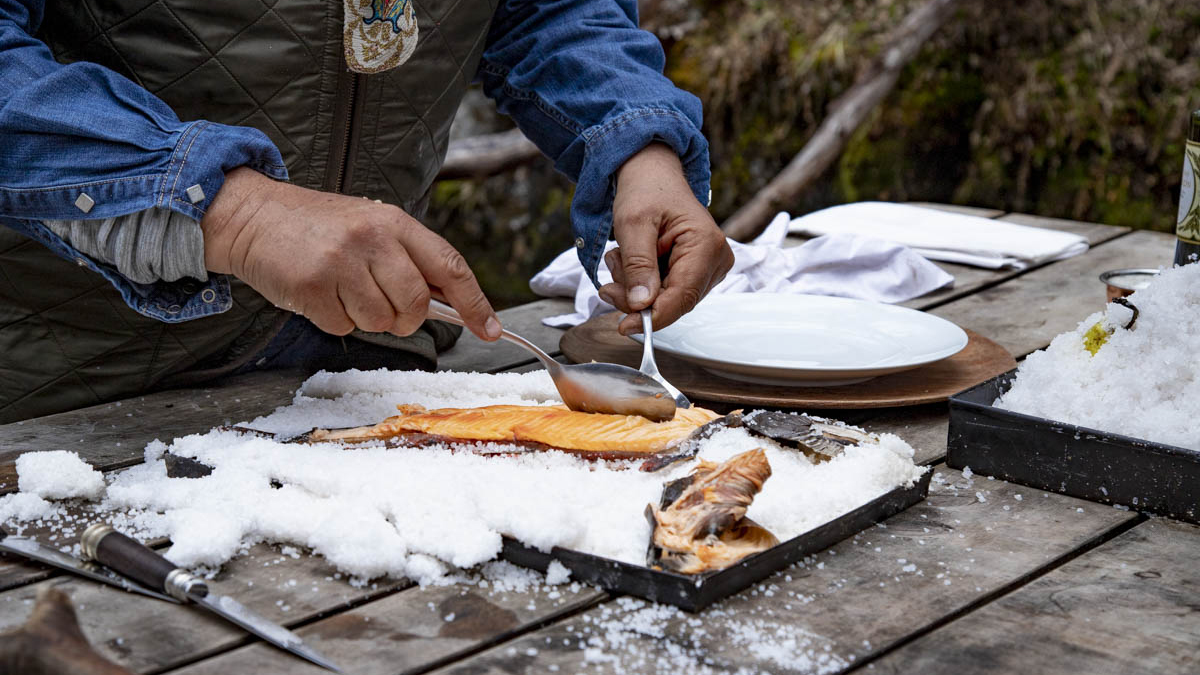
xmin=530 ymin=213 xmax=955 ymax=328
xmin=787 ymin=202 xmax=1089 ymax=269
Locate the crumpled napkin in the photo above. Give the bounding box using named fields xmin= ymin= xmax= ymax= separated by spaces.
xmin=530 ymin=213 xmax=955 ymax=328
xmin=787 ymin=202 xmax=1089 ymax=269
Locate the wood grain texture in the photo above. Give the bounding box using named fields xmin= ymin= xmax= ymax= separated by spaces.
xmin=437 ymin=299 xmax=573 ymax=374
xmin=167 ymin=577 xmax=605 ymax=675
xmin=931 ymin=230 xmax=1174 ymax=359
xmin=560 ymin=315 xmax=1015 ymax=409
xmin=0 ymin=542 xmax=408 ymax=673
xmin=431 ymin=468 xmax=1138 ymax=674
xmin=0 ymin=370 xmax=305 ymax=494
xmin=871 ymin=518 xmax=1200 ymax=675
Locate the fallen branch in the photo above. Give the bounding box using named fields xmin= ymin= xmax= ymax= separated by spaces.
xmin=438 ymin=128 xmax=543 ymax=180
xmin=720 ymin=0 xmax=963 ymax=241
xmin=0 ymin=587 xmax=133 ymax=675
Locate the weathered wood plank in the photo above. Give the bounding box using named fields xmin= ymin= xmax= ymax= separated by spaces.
xmin=428 ymin=468 xmax=1138 ymax=674
xmin=0 ymin=541 xmax=408 ymax=674
xmin=863 ymin=403 xmax=951 ymax=466
xmin=167 ymin=577 xmax=606 ymax=675
xmin=931 ymin=230 xmax=1173 ymax=359
xmin=870 ymin=518 xmax=1200 ymax=675
xmin=0 ymin=370 xmax=305 ymax=493
xmin=437 ymin=299 xmax=573 ymax=374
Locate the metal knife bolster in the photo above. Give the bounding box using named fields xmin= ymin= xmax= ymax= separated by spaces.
xmin=81 ymin=524 xmax=207 ymax=601
xmin=0 ymin=526 xmax=178 ymax=603
xmin=79 ymin=524 xmax=342 ymax=672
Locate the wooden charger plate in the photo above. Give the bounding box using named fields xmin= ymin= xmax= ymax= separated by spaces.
xmin=560 ymin=313 xmax=1016 ymax=409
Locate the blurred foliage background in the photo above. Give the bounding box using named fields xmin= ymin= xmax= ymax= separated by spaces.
xmin=428 ymin=0 xmax=1200 ymax=308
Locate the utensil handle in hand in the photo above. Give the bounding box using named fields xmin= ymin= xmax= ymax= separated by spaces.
xmin=427 ymin=299 xmax=557 ymax=370
xmin=81 ymin=524 xmax=206 ymax=601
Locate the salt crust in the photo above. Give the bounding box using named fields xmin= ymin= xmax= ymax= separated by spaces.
xmin=996 ymin=262 xmax=1199 ymax=450
xmin=0 ymin=370 xmax=924 ymax=585
xmin=15 ymin=451 xmax=106 ymax=501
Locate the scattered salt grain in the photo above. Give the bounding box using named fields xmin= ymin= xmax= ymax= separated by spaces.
xmin=15 ymin=451 xmax=105 ymax=500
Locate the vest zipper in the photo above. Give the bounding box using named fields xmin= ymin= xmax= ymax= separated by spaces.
xmin=326 ymin=69 xmax=366 ymax=193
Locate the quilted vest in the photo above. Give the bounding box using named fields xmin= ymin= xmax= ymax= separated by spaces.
xmin=0 ymin=0 xmax=495 ymax=422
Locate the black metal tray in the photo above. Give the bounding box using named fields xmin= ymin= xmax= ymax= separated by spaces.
xmin=500 ymin=471 xmax=931 ymax=612
xmin=948 ymin=370 xmax=1200 ymax=524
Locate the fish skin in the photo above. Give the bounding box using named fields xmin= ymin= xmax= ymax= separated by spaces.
xmin=647 ymin=448 xmax=779 ymax=574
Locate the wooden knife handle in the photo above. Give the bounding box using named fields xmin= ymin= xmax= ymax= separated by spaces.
xmin=81 ymin=524 xmax=204 ymax=600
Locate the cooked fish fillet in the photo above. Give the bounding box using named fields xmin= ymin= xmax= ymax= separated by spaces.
xmin=308 ymin=404 xmax=722 ymax=455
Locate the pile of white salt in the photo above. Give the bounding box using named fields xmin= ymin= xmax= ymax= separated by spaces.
xmin=996 ymin=262 xmax=1199 ymax=449
xmin=0 ymin=370 xmax=925 ymax=585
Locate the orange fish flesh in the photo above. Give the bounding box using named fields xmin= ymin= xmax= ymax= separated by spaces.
xmin=308 ymin=404 xmax=722 ymax=457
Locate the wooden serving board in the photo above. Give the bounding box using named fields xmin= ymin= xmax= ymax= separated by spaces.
xmin=560 ymin=313 xmax=1016 ymax=409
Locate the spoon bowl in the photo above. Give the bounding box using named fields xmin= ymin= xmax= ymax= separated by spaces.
xmin=427 ymin=300 xmax=676 ymax=422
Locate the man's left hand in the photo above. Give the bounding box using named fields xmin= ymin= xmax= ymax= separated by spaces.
xmin=600 ymin=143 xmax=734 ymax=335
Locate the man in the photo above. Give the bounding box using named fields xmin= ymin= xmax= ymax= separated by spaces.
xmin=0 ymin=0 xmax=733 ymax=422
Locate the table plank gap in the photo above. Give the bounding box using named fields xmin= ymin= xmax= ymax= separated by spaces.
xmin=405 ymin=592 xmax=612 ymax=675
xmin=842 ymin=513 xmax=1149 ymax=674
xmin=867 ymin=517 xmax=1200 ymax=675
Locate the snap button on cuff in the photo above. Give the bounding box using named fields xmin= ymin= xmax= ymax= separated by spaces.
xmin=201 ymin=288 xmax=217 ymax=303
xmin=186 ymin=184 xmax=206 ymax=204
xmin=74 ymin=193 xmax=95 ymax=214
xmin=574 ymin=237 xmax=585 ymax=249
xmin=166 ymin=304 xmax=182 ymax=314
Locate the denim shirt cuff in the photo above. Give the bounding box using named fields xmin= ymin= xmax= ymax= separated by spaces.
xmin=569 ymin=107 xmax=712 ymax=287
xmin=2 ymin=120 xmax=287 ymax=323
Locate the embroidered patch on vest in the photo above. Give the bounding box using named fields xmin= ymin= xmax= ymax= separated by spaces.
xmin=344 ymin=0 xmax=419 ymax=74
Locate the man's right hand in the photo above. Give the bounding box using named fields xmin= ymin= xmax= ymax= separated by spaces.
xmin=201 ymin=168 xmax=502 ymax=341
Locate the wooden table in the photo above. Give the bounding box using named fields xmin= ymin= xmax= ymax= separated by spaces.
xmin=1 ymin=206 xmax=1196 ymax=674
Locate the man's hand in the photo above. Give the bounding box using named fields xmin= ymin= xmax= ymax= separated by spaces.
xmin=201 ymin=168 xmax=502 ymax=341
xmin=600 ymin=143 xmax=734 ymax=335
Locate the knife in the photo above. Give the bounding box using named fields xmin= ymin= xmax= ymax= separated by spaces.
xmin=81 ymin=524 xmax=341 ymax=673
xmin=0 ymin=526 xmax=178 ymax=603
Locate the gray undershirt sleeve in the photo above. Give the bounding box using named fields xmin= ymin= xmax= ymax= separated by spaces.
xmin=43 ymin=207 xmax=208 ymax=285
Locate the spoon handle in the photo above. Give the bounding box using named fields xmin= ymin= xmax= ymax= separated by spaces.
xmin=638 ymin=310 xmax=658 ymax=375
xmin=427 ymin=299 xmax=558 ymax=371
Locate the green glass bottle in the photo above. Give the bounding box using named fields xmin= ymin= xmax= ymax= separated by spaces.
xmin=1175 ymin=109 xmax=1200 ymax=266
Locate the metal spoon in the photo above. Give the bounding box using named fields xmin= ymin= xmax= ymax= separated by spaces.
xmin=427 ymin=300 xmax=676 ymax=422
xmin=638 ymin=309 xmax=691 ymax=410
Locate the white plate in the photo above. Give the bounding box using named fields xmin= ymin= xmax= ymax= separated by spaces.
xmin=634 ymin=294 xmax=969 ymax=386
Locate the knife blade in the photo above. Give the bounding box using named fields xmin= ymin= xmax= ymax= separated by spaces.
xmin=81 ymin=524 xmax=341 ymax=673
xmin=0 ymin=526 xmax=178 ymax=603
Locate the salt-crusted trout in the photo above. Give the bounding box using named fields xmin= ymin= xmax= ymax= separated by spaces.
xmin=306 ymin=404 xmax=722 ymax=458
xmin=645 ymin=448 xmax=779 ymax=574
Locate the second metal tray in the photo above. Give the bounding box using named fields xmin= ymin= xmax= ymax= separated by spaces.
xmin=948 ymin=370 xmax=1200 ymax=523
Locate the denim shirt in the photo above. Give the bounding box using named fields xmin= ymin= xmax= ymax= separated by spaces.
xmin=0 ymin=0 xmax=710 ymax=323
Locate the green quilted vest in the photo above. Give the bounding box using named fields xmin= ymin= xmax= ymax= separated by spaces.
xmin=0 ymin=0 xmax=495 ymax=422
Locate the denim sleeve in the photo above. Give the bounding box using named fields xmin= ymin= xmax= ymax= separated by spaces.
xmin=480 ymin=0 xmax=711 ymax=286
xmin=0 ymin=0 xmax=287 ymax=322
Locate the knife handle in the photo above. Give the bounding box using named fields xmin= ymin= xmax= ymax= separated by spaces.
xmin=81 ymin=524 xmax=207 ymax=601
